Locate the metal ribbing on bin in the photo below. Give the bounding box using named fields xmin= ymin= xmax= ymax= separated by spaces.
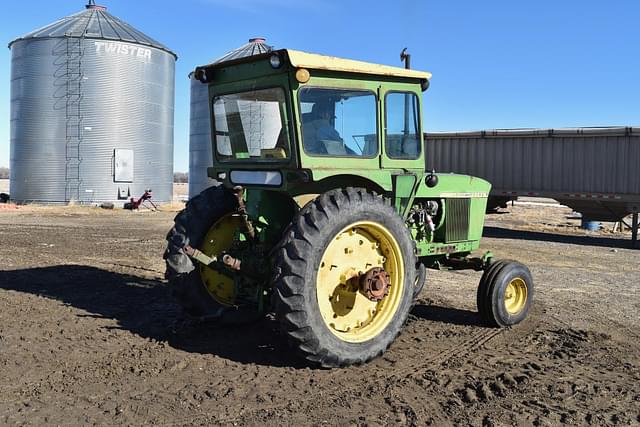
xmin=9 ymin=2 xmax=176 ymax=204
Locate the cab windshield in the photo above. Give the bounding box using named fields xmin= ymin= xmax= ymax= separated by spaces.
xmin=213 ymin=87 xmax=290 ymax=161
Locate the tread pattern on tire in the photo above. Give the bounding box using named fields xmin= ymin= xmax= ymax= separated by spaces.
xmin=477 ymin=260 xmax=511 ymax=324
xmin=272 ymin=187 xmax=416 ymax=368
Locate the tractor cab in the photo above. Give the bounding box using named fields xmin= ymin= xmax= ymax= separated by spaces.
xmin=193 ymin=49 xmax=430 ymax=194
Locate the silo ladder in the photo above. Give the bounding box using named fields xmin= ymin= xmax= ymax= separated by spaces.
xmin=65 ymin=36 xmax=84 ymax=203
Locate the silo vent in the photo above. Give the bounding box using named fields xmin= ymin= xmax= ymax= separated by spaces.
xmin=86 ymin=0 xmax=107 ymax=10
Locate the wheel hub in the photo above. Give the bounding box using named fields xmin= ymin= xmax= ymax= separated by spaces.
xmin=504 ymin=277 xmax=528 ymax=315
xmin=359 ymin=267 xmax=390 ymax=301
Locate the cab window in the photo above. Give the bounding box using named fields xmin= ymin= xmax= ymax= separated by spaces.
xmin=385 ymin=92 xmax=421 ymax=159
xmin=299 ymin=87 xmax=377 ymax=157
xmin=213 ymin=87 xmax=290 ymax=161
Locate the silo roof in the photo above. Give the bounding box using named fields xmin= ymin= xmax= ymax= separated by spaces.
xmin=189 ymin=38 xmax=272 ymax=78
xmin=212 ymin=38 xmax=272 ymax=64
xmin=8 ymin=2 xmax=177 ymax=59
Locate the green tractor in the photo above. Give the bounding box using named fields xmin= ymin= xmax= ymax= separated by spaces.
xmin=164 ymin=49 xmax=533 ymax=367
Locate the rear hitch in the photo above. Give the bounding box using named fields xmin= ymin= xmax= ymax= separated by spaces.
xmin=183 ymin=245 xmax=217 ymax=266
xmin=183 ymin=245 xmax=265 ymax=280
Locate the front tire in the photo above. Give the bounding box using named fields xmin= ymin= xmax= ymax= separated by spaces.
xmin=477 ymin=261 xmax=534 ymax=327
xmin=272 ymin=188 xmax=416 ymax=367
xmin=413 ymin=263 xmax=427 ymax=300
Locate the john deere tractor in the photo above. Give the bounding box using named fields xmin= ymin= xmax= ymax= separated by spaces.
xmin=164 ymin=49 xmax=533 ymax=367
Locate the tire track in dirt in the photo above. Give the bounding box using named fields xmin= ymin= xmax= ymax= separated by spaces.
xmin=193 ymin=323 xmax=509 ymax=424
xmin=146 ymin=306 xmax=638 ymax=426
xmin=447 ymin=325 xmax=640 ymax=425
xmin=393 ymin=327 xmax=505 ymax=376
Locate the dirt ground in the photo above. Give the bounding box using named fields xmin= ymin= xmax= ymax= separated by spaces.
xmin=0 ymin=199 xmax=639 ymax=426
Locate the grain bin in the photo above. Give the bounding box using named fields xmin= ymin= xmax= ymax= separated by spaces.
xmin=9 ymin=1 xmax=177 ymax=204
xmin=188 ymin=38 xmax=272 ymax=198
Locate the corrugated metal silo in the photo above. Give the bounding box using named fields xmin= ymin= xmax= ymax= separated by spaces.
xmin=9 ymin=1 xmax=177 ymax=204
xmin=188 ymin=38 xmax=272 ymax=198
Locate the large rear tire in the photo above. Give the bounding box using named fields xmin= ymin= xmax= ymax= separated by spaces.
xmin=272 ymin=188 xmax=416 ymax=367
xmin=164 ymin=185 xmax=252 ymax=322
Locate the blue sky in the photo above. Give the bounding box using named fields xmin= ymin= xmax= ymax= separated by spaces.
xmin=1 ymin=0 xmax=639 ymax=171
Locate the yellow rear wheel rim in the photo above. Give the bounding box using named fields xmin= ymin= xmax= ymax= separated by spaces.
xmin=199 ymin=214 xmax=242 ymax=306
xmin=504 ymin=277 xmax=528 ymax=315
xmin=316 ymin=221 xmax=405 ymax=343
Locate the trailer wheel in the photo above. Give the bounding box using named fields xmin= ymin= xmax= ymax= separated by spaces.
xmin=272 ymin=187 xmax=416 ymax=367
xmin=164 ymin=185 xmax=257 ymax=323
xmin=477 ymin=261 xmax=533 ymax=327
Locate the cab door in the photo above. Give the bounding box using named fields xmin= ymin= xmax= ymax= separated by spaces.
xmin=379 ymin=84 xmax=424 ymax=171
xmin=379 ymin=84 xmax=425 ymax=213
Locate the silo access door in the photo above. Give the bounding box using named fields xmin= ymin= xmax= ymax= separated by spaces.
xmin=114 ymin=149 xmax=134 ymax=182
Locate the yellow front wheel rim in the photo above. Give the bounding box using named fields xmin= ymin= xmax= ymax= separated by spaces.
xmin=316 ymin=221 xmax=405 ymax=343
xmin=199 ymin=214 xmax=242 ymax=306
xmin=504 ymin=278 xmax=528 ymax=315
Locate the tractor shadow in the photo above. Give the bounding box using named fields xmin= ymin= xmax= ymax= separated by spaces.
xmin=484 ymin=225 xmax=634 ymax=249
xmin=410 ymin=303 xmax=485 ymax=327
xmin=0 ymin=265 xmax=302 ymax=368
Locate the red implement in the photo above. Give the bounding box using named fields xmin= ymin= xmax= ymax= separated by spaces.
xmin=124 ymin=189 xmax=158 ymax=210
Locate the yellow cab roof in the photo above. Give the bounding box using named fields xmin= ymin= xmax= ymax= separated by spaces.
xmin=284 ymin=49 xmax=432 ymax=81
